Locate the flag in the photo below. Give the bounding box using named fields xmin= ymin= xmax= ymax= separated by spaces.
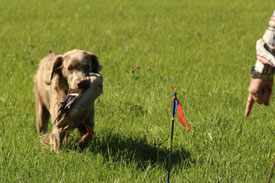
xmin=171 ymin=88 xmax=191 ymax=132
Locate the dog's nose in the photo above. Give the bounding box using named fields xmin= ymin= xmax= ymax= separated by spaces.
xmin=77 ymin=80 xmax=90 ymax=89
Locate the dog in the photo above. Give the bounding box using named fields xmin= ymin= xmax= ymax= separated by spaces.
xmin=34 ymin=49 xmax=103 ymax=151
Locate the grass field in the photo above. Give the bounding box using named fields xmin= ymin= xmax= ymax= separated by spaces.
xmin=0 ymin=0 xmax=275 ymax=182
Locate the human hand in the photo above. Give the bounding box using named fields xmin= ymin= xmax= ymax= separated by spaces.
xmin=245 ymin=78 xmax=273 ymax=117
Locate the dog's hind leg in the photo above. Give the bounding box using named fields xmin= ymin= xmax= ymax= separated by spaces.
xmin=35 ymin=89 xmax=50 ymax=134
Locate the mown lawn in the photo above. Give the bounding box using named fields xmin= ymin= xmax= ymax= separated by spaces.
xmin=0 ymin=0 xmax=274 ymax=182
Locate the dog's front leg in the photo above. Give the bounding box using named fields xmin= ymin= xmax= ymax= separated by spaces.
xmin=74 ymin=123 xmax=94 ymax=150
xmin=74 ymin=132 xmax=93 ymax=151
xmin=42 ymin=99 xmax=68 ymax=152
xmin=46 ymin=85 xmax=68 ymax=152
xmin=49 ymin=127 xmax=62 ymax=152
xmin=43 ymin=127 xmax=69 ymax=152
xmin=74 ymin=105 xmax=95 ymax=150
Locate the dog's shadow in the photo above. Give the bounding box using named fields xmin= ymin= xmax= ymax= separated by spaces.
xmin=85 ymin=130 xmax=193 ymax=169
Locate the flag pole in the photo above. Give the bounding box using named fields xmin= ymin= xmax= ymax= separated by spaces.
xmin=267 ymin=159 xmax=275 ymax=183
xmin=167 ymin=88 xmax=177 ymax=183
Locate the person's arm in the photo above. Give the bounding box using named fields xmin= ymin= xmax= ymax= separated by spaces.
xmin=245 ymin=10 xmax=275 ymax=117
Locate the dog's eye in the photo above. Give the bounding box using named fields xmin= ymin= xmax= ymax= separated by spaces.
xmin=68 ymin=66 xmax=74 ymax=71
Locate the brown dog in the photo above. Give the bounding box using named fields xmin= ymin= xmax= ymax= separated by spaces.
xmin=34 ymin=49 xmax=102 ymax=151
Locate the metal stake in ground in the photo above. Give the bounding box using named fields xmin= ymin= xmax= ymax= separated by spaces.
xmin=167 ymin=88 xmax=192 ymax=183
xmin=167 ymin=89 xmax=177 ymax=183
xmin=267 ymin=159 xmax=275 ymax=183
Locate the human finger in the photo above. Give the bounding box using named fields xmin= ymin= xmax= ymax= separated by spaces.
xmin=245 ymin=94 xmax=254 ymax=117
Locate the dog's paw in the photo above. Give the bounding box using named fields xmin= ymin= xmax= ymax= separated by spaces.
xmin=40 ymin=132 xmax=62 ymax=152
xmin=40 ymin=133 xmax=51 ymax=149
xmin=74 ymin=133 xmax=93 ymax=151
xmin=40 ymin=133 xmax=50 ymax=144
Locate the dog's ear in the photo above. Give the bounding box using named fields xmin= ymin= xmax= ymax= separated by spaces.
xmin=44 ymin=56 xmax=63 ymax=85
xmin=87 ymin=52 xmax=102 ymax=73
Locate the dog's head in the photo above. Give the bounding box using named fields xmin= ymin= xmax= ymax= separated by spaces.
xmin=49 ymin=49 xmax=102 ymax=90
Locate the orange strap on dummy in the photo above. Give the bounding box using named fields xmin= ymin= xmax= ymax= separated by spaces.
xmin=85 ymin=125 xmax=94 ymax=136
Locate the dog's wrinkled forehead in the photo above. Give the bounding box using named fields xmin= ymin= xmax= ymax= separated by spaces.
xmin=63 ymin=50 xmax=89 ymax=65
xmin=61 ymin=49 xmax=101 ymax=73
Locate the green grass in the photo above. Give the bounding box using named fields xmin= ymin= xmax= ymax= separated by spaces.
xmin=0 ymin=0 xmax=275 ymax=182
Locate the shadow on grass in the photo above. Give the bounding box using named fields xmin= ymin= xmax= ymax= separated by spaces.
xmin=86 ymin=130 xmax=193 ymax=170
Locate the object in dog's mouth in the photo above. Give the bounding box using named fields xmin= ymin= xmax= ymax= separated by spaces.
xmin=54 ymin=73 xmax=103 ymax=130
